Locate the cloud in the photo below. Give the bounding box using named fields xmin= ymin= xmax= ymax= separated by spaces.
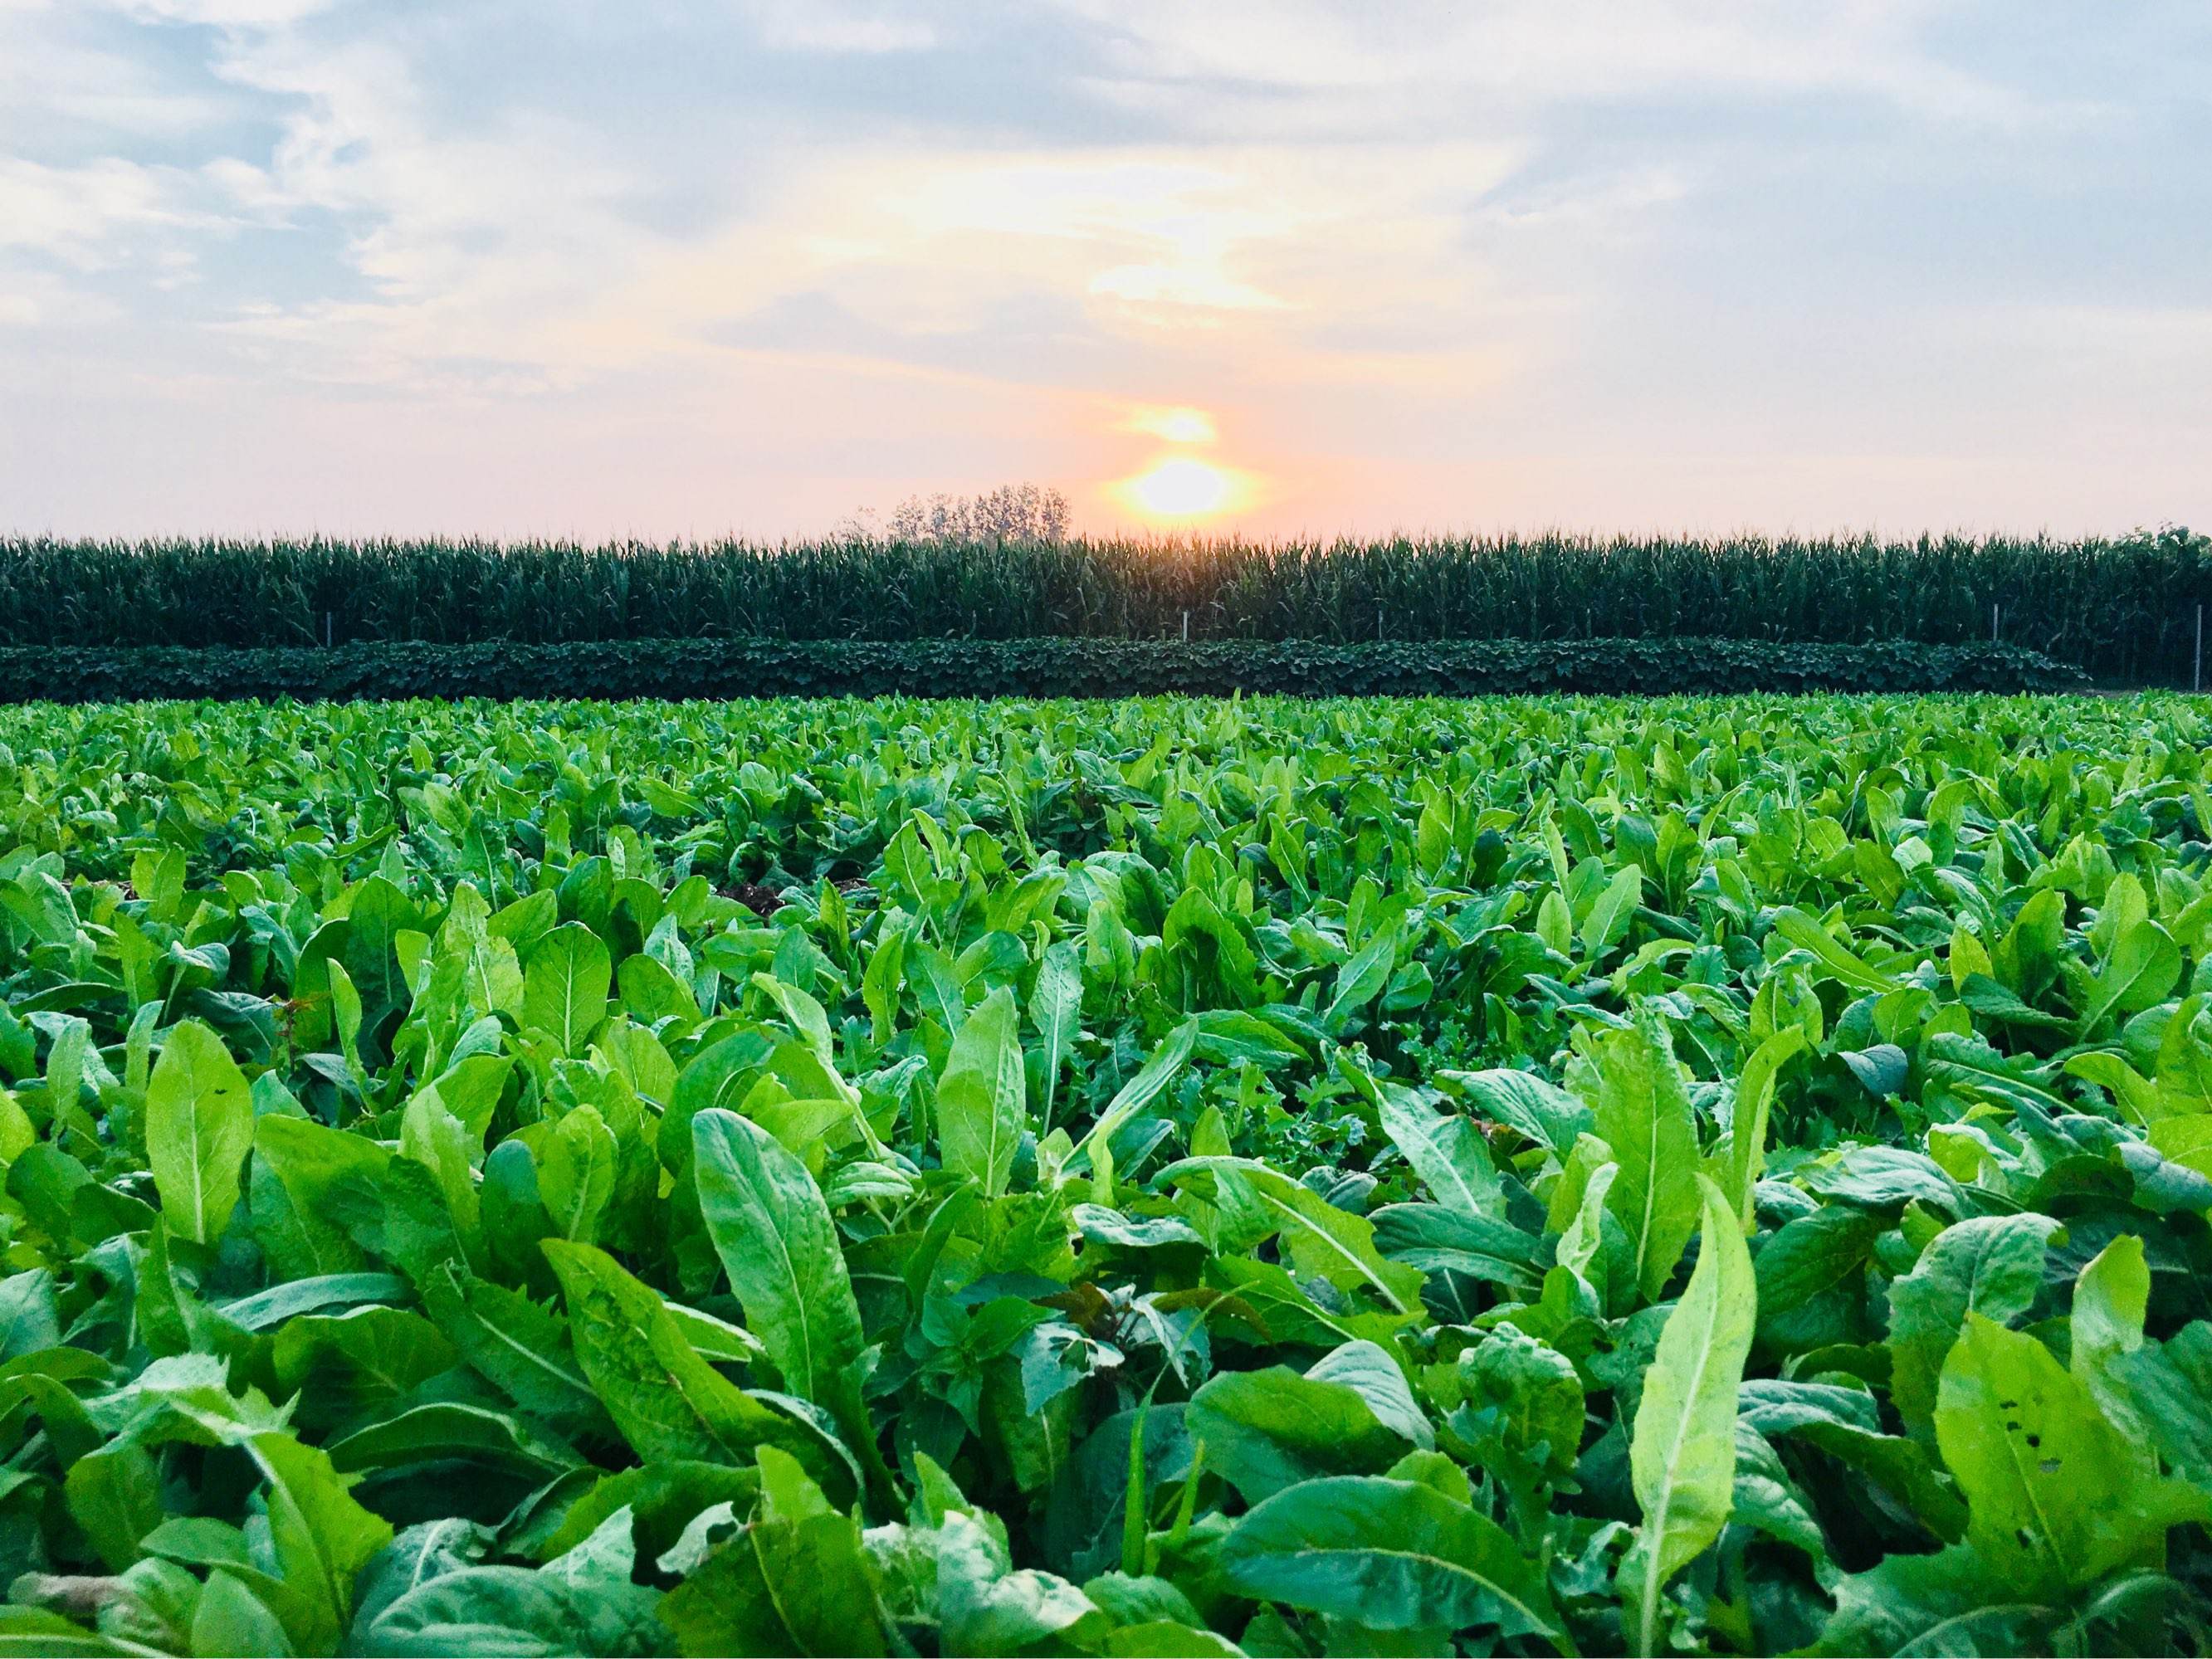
xmin=1052 ymin=0 xmax=2054 ymax=126
xmin=739 ymin=0 xmax=938 ymax=54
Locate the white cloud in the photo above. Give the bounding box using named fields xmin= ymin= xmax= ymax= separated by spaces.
xmin=95 ymin=0 xmax=339 ymax=25
xmin=740 ymin=0 xmax=937 ymax=53
xmin=1052 ymin=0 xmax=2052 ymax=126
xmin=0 ymin=156 xmax=227 ymax=265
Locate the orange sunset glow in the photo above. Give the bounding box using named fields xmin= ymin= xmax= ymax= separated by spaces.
xmin=1115 ymin=456 xmax=1252 ymax=523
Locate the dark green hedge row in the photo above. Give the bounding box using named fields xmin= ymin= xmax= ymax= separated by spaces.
xmin=1 ymin=530 xmax=2204 ymax=684
xmin=5 ymin=637 xmax=2086 ymax=703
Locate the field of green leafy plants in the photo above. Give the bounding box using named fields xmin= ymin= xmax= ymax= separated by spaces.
xmin=1 ymin=691 xmax=2210 ymax=1656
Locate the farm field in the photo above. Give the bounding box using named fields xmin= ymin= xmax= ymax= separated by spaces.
xmin=3 ymin=529 xmax=2208 ymax=687
xmin=1 ymin=691 xmax=2210 ymax=1655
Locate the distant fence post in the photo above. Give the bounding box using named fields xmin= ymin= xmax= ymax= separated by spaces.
xmin=1990 ymin=602 xmax=1999 ymax=642
xmin=2195 ymin=603 xmax=2203 ymax=693
xmin=1182 ymin=610 xmax=1189 ymax=642
xmin=325 ymin=610 xmax=334 ymax=649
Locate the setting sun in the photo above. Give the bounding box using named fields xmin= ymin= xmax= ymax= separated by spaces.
xmin=1121 ymin=456 xmax=1238 ymax=521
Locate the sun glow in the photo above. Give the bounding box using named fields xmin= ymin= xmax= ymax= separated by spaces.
xmin=1119 ymin=456 xmax=1240 ymax=521
xmin=1125 ymin=405 xmax=1218 ymax=445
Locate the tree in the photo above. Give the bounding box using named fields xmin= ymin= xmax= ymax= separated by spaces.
xmin=840 ymin=484 xmax=1070 ymax=544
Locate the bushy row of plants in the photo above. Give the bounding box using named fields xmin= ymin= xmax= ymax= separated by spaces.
xmin=7 ymin=637 xmax=2083 ymax=703
xmin=1 ymin=529 xmax=2204 ymax=681
xmin=1 ymin=693 xmax=2210 ymax=1653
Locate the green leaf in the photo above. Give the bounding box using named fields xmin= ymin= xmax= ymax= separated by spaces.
xmin=1723 ymin=1029 xmax=1804 ymax=1232
xmin=937 ymin=985 xmax=1026 ymax=1198
xmin=1580 ymin=862 xmax=1643 ymax=960
xmin=1160 ymin=1157 xmax=1425 ymax=1314
xmin=936 ymin=1509 xmax=1103 ymax=1657
xmin=523 ymin=924 xmax=612 ymax=1058
xmin=244 ymin=1430 xmax=393 ymax=1654
xmin=1217 ymin=1475 xmax=1560 ymax=1642
xmin=420 ymin=1263 xmax=608 ymax=1437
xmin=355 ymin=1506 xmax=664 ymax=1656
xmin=325 ymin=1402 xmax=581 ymax=1480
xmin=1076 ymin=1018 xmax=1197 ymax=1188
xmin=1771 ymin=907 xmax=1898 ymax=993
xmin=539 ymin=1104 xmax=618 ymax=1244
xmin=191 ymin=1569 xmax=294 ymax=1658
xmin=661 ymin=1446 xmax=888 ymax=1658
xmin=64 ymin=1442 xmax=164 ymax=1574
xmin=2083 ymin=918 xmax=2182 ymax=1032
xmin=1188 ymin=1340 xmax=1432 ymax=1503
xmin=1885 ymin=1212 xmax=2058 ymax=1439
xmin=271 ymin=1306 xmax=459 ymax=1430
xmin=1030 ymin=940 xmax=1082 ymax=1132
xmin=1326 ymin=925 xmax=1399 ymax=1024
xmin=1589 ymin=1005 xmax=1702 ymax=1302
xmin=542 ymin=1239 xmax=824 ymax=1480
xmin=690 ymin=1108 xmax=867 ymax=1429
xmin=1936 ymin=1313 xmax=2192 ymax=1590
xmin=1440 ymin=1067 xmax=1592 ymax=1153
xmin=1810 ymin=1539 xmax=2059 ymax=1657
xmin=2072 ymin=1232 xmax=2150 ymax=1433
xmin=1377 ymin=1084 xmax=1503 ymax=1220
xmin=1623 ymin=1176 xmax=1755 ymax=1657
xmin=145 ymin=1019 xmax=254 ymax=1247
xmin=0 ymin=1607 xmax=152 ymax=1656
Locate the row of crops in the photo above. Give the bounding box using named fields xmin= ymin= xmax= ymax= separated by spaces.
xmin=1 ymin=692 xmax=2211 ymax=1654
xmin=2 ymin=530 xmax=2207 ymax=681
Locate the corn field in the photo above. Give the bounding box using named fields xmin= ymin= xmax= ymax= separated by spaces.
xmin=1 ymin=529 xmax=2205 ymax=682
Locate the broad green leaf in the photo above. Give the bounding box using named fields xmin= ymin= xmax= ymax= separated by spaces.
xmin=1160 ymin=1156 xmax=1424 ymax=1314
xmin=662 ymin=1446 xmax=887 ymax=1658
xmin=937 ymin=985 xmax=1026 ymax=1198
xmin=1589 ymin=1005 xmax=1702 ymax=1302
xmin=1077 ymin=1018 xmax=1197 ymax=1192
xmin=1580 ymin=862 xmax=1643 ymax=960
xmin=1030 ymin=940 xmax=1082 ymax=1131
xmin=1723 ymin=1028 xmax=1804 ymax=1232
xmin=2083 ymin=918 xmax=2182 ymax=1032
xmin=1189 ymin=1340 xmax=1431 ymax=1503
xmin=1447 ymin=1326 xmax=1585 ymax=1476
xmin=750 ymin=971 xmax=837 ymax=1068
xmin=1217 ymin=1475 xmax=1560 ymax=1642
xmin=1810 ymin=1539 xmax=2058 ymax=1657
xmin=244 ymin=1430 xmax=393 ymax=1654
xmin=936 ymin=1510 xmax=1102 ymax=1657
xmin=2073 ymin=1232 xmax=2149 ymax=1417
xmin=354 ymin=1506 xmax=664 ymax=1657
xmin=543 ymin=1239 xmax=828 ymax=1482
xmin=1325 ymin=925 xmax=1399 ymax=1023
xmin=271 ymin=1306 xmax=459 ymax=1429
xmin=690 ymin=1108 xmax=866 ymax=1427
xmin=1623 ymin=1176 xmax=1755 ymax=1657
xmin=1936 ymin=1313 xmax=2192 ymax=1590
xmin=0 ymin=1607 xmax=154 ymax=1656
xmin=539 ymin=1104 xmax=618 ymax=1244
xmin=145 ymin=1019 xmax=253 ymax=1247
xmin=1772 ymin=907 xmax=1898 ymax=993
xmin=523 ymin=924 xmax=611 ymax=1058
xmin=190 ymin=1569 xmax=292 ymax=1658
xmin=1886 ymin=1212 xmax=2058 ymax=1439
xmin=1377 ymin=1084 xmax=1503 ymax=1220
xmin=64 ymin=1442 xmax=164 ymax=1574
xmin=1439 ymin=1067 xmax=1592 ymax=1152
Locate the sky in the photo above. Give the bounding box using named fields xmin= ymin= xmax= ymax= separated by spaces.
xmin=2 ymin=1 xmax=2209 ymax=542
